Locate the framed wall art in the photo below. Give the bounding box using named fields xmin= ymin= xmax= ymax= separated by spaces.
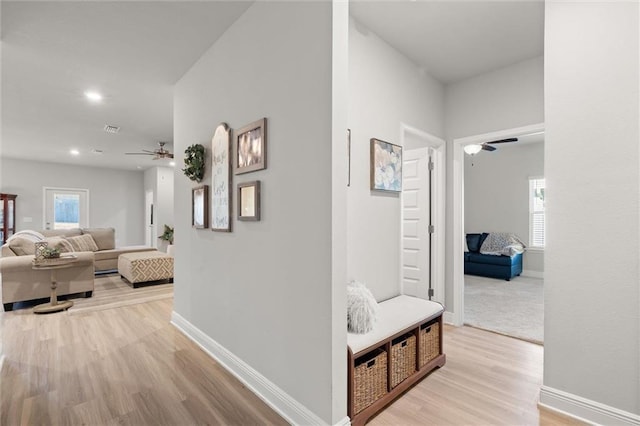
xmin=237 ymin=181 xmax=260 ymax=221
xmin=235 ymin=117 xmax=267 ymax=175
xmin=370 ymin=138 xmax=402 ymax=192
xmin=192 ymin=185 xmax=209 ymax=229
xmin=211 ymin=123 xmax=232 ymax=232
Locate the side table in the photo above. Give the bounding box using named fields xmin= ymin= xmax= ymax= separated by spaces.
xmin=31 ymin=255 xmax=78 ymax=314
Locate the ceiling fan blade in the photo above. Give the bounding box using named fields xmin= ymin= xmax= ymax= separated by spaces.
xmin=142 ymin=149 xmax=157 ymax=153
xmin=482 ymin=144 xmax=497 ymax=152
xmin=485 ymin=137 xmax=518 ymax=145
xmin=125 ymin=152 xmax=154 ymax=155
xmin=167 ymin=153 xmax=174 ymax=159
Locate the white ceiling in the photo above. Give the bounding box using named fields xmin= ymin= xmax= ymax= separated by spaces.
xmin=1 ymin=1 xmax=544 ymax=172
xmin=1 ymin=1 xmax=252 ymax=171
xmin=350 ymin=1 xmax=544 ymax=84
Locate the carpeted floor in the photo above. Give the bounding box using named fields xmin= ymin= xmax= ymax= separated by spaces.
xmin=464 ymin=274 xmax=543 ymax=344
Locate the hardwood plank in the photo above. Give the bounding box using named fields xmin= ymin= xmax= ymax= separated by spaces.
xmin=370 ymin=325 xmax=586 ymax=426
xmin=2 ymin=276 xmax=586 ymax=425
xmin=0 ymin=278 xmax=287 ymax=426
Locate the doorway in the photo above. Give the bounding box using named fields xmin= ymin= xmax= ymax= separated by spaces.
xmin=43 ymin=187 xmax=89 ymax=230
xmin=145 ymin=190 xmax=156 ymax=247
xmin=400 ymin=124 xmax=445 ymax=304
xmin=452 ymin=124 xmax=544 ymax=342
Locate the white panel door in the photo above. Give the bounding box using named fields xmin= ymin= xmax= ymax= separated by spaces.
xmin=402 ymin=148 xmax=430 ymax=299
xmin=44 ymin=188 xmax=89 ymax=230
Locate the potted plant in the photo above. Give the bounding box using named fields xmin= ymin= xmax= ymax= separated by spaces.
xmin=158 ymin=224 xmax=174 ymax=255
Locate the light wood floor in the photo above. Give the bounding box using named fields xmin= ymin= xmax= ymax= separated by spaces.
xmin=1 ymin=296 xmax=583 ymax=425
xmin=0 ymin=298 xmax=287 ymax=425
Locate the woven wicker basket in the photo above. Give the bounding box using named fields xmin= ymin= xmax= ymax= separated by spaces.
xmin=353 ymin=349 xmax=388 ymax=415
xmin=391 ymin=334 xmax=416 ymax=388
xmin=419 ymin=321 xmax=440 ymax=367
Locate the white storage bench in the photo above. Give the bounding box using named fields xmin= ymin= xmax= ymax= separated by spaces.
xmin=347 ymin=295 xmax=446 ymax=426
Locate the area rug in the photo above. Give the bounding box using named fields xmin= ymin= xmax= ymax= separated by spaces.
xmin=464 ymin=274 xmax=543 ymax=344
xmin=69 ymin=273 xmax=173 ymax=315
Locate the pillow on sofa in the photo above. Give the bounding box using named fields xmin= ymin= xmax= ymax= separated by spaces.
xmin=347 ymin=281 xmax=378 ymax=334
xmin=45 ymin=236 xmax=74 ymax=253
xmin=466 ymin=233 xmax=482 ymax=252
xmin=65 ymin=234 xmax=99 ymax=252
xmin=8 ymin=237 xmax=36 ymax=255
xmin=82 ymin=228 xmax=115 ymax=250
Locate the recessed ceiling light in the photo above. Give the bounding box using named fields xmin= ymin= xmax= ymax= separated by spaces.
xmin=84 ymin=90 xmax=103 ymax=102
xmin=169 ymin=161 xmax=175 ymax=167
xmin=70 ymin=149 xmax=80 ymax=156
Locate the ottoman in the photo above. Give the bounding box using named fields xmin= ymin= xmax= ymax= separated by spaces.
xmin=118 ymin=251 xmax=174 ymax=288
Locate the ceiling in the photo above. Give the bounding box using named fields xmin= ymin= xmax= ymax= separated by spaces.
xmin=1 ymin=1 xmax=252 ymax=171
xmin=1 ymin=1 xmax=544 ymax=172
xmin=350 ymin=1 xmax=544 ymax=84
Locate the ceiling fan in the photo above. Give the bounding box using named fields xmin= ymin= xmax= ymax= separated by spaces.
xmin=464 ymin=138 xmax=518 ymax=155
xmin=125 ymin=142 xmax=174 ymax=160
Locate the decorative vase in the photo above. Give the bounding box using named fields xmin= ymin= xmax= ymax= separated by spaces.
xmin=166 ymin=244 xmax=175 ymax=257
xmin=35 ymin=241 xmax=48 ymax=262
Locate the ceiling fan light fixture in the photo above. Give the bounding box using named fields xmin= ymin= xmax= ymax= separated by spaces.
xmin=464 ymin=144 xmax=483 ymax=155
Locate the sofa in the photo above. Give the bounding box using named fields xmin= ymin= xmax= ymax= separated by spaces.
xmin=1 ymin=228 xmax=155 ymax=272
xmin=464 ymin=233 xmax=523 ymax=281
xmin=1 ymin=251 xmax=95 ymax=311
xmin=0 ymin=228 xmax=155 ymax=311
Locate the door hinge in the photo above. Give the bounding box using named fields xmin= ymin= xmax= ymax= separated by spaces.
xmin=428 ymin=225 xmax=435 ymax=234
xmin=428 ymin=159 xmax=434 ymax=171
xmin=428 ymin=288 xmax=435 ymax=298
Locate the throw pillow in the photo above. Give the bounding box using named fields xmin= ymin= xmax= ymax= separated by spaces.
xmin=45 ymin=236 xmax=74 ymax=253
xmin=466 ymin=233 xmax=482 ymax=253
xmin=347 ymin=281 xmax=378 ymax=334
xmin=8 ymin=237 xmax=36 ymax=256
xmin=65 ymin=234 xmax=99 ymax=252
xmin=81 ymin=228 xmax=115 ymax=250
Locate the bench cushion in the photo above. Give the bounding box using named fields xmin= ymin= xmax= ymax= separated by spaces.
xmin=347 ymin=295 xmax=444 ymax=354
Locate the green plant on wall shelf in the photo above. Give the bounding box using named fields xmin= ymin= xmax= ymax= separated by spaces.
xmin=183 ymin=144 xmax=206 ymax=182
xmin=158 ymin=224 xmax=174 ymax=245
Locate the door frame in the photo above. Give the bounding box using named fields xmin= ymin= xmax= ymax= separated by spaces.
xmin=400 ymin=123 xmax=446 ymax=304
xmin=451 ymin=122 xmax=544 ymax=326
xmin=42 ymin=187 xmax=90 ymax=230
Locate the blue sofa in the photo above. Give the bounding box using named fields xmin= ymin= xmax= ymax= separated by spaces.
xmin=464 ymin=233 xmax=523 ymax=281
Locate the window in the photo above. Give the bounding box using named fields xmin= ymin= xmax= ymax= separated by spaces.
xmin=54 ymin=193 xmax=80 ymax=229
xmin=529 ymin=178 xmax=545 ymax=248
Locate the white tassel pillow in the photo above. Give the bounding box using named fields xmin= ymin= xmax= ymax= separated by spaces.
xmin=347 ymin=281 xmax=378 ymax=334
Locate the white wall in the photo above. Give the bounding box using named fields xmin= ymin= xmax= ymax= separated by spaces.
xmin=348 ymin=17 xmax=444 ymax=302
xmin=464 ymin=142 xmax=544 ymax=273
xmin=444 ymin=56 xmax=544 ymax=307
xmin=0 ymin=157 xmax=144 ymax=246
xmin=542 ymin=1 xmax=639 ymax=419
xmin=173 ymin=3 xmax=345 ymax=424
xmin=144 ymin=166 xmax=174 ymax=251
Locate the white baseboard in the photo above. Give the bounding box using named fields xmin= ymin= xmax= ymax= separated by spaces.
xmin=522 ymin=269 xmax=544 ymax=279
xmin=334 ymin=416 xmax=351 ymax=426
xmin=171 ymin=311 xmax=333 ymax=426
xmin=539 ymin=386 xmax=640 ymax=425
